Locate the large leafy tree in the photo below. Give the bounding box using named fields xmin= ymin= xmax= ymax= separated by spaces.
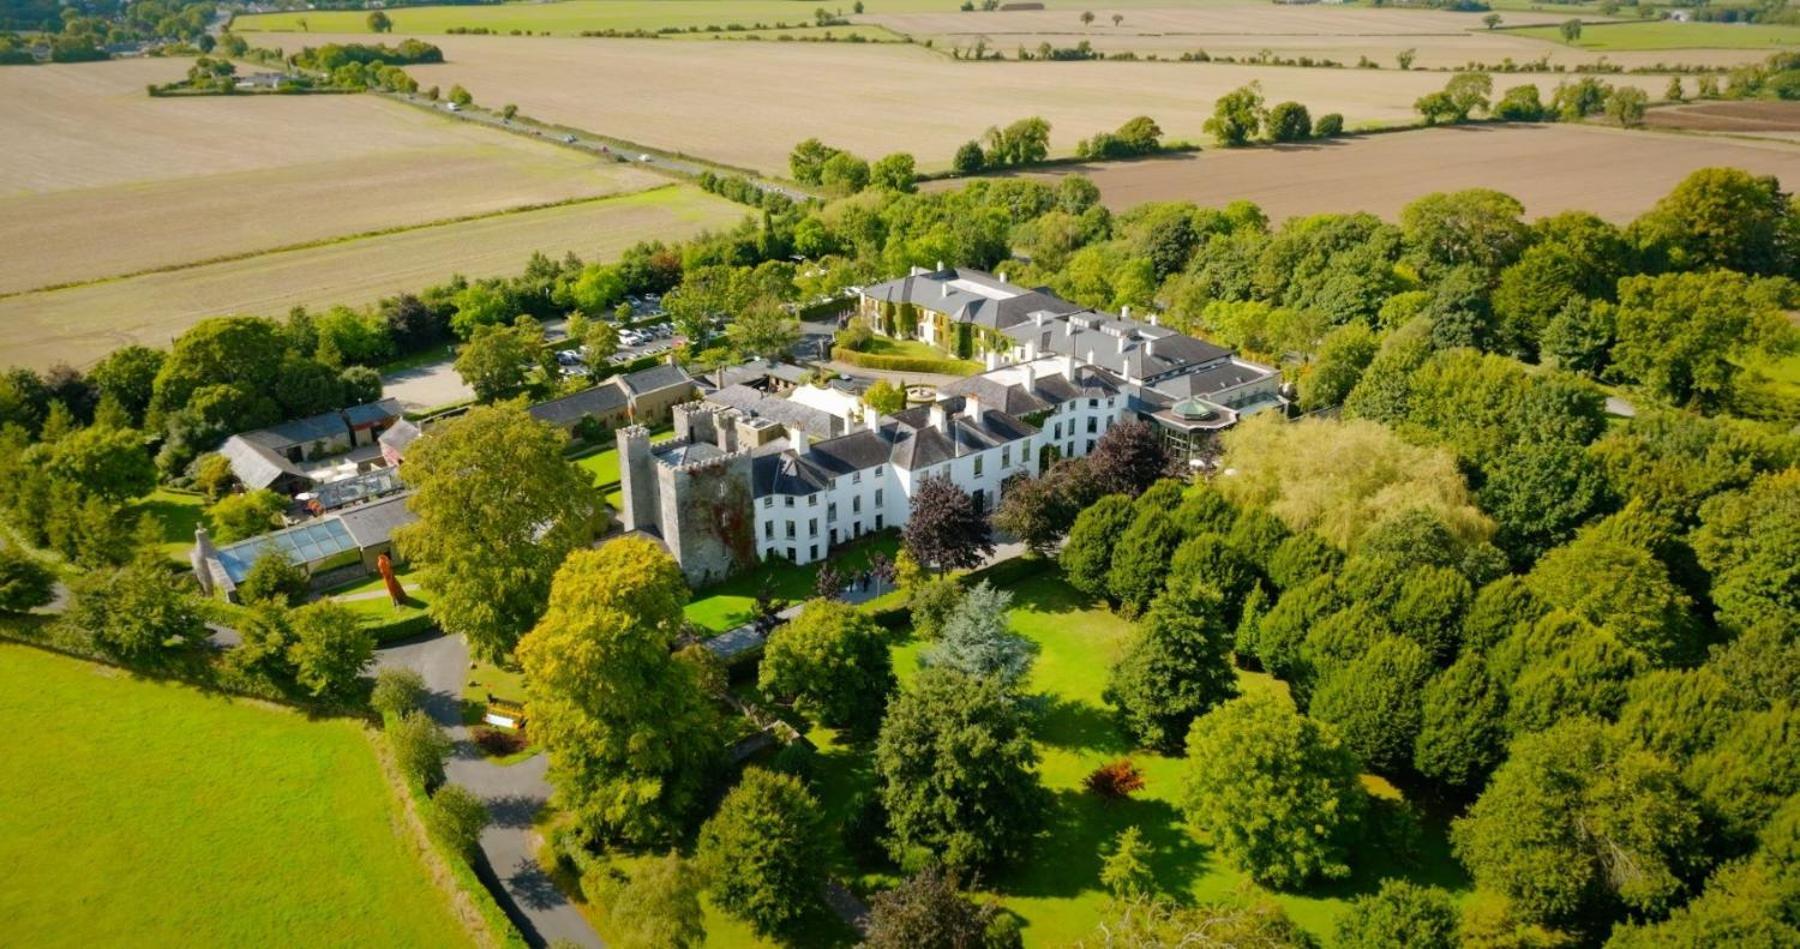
xmin=864 ymin=867 xmax=1014 ymax=949
xmin=920 ymin=581 xmax=1034 ymax=690
xmin=1607 ymin=270 xmax=1798 ymax=412
xmin=42 ymin=425 xmax=152 ymax=505
xmin=454 ymin=320 xmax=539 ymax=403
xmin=1691 ymin=469 xmax=1800 ymax=634
xmin=517 ymin=539 xmax=719 ymax=845
xmin=759 ymin=598 xmax=895 ymax=734
xmin=1088 ymin=419 xmax=1171 ymax=497
xmin=1631 ymin=166 xmax=1796 ymax=276
xmin=1180 ymin=692 xmax=1365 ymax=888
xmin=1525 ymin=526 xmax=1697 ymax=667
xmin=592 ymin=852 xmax=706 ymax=949
xmin=399 ymin=402 xmax=602 ymax=662
xmin=1059 ymin=493 xmax=1134 ymax=595
xmin=148 ymin=316 xmax=288 ymax=425
xmin=1308 ymin=636 xmax=1434 ymax=774
xmin=1452 ymin=718 xmax=1704 ymax=926
xmin=1105 ymin=585 xmax=1238 ymax=752
xmin=66 ymin=559 xmax=208 ymax=663
xmin=902 ymin=475 xmax=993 ymax=574
xmin=1204 ymin=82 xmax=1265 ymax=146
xmin=285 ymin=600 xmax=374 ymax=700
xmin=89 ymin=344 xmax=165 ymax=427
xmin=877 ymin=668 xmax=1044 ymax=873
xmin=1105 ymin=507 xmax=1183 ymax=616
xmin=1400 ymin=187 xmax=1528 ymax=278
xmin=1413 ymin=652 xmax=1508 ymax=792
xmin=1606 ymin=795 xmax=1800 ymax=948
xmin=1334 ymin=880 xmax=1459 ymax=949
xmin=697 ymin=768 xmax=827 ymax=938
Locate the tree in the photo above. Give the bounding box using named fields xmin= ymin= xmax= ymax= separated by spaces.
xmin=1205 ymin=83 xmax=1265 ymax=147
xmin=206 ymin=489 xmax=287 ymax=544
xmin=724 ymin=298 xmax=802 ymax=360
xmin=367 ymin=10 xmax=392 ymax=32
xmin=952 ymin=140 xmax=986 ymax=175
xmin=877 ymin=669 xmax=1044 ymax=873
xmin=0 ymin=546 xmax=54 ymax=614
xmin=424 ymin=784 xmax=488 ymax=857
xmin=399 ymin=402 xmax=602 ymax=663
xmin=903 ymin=475 xmax=994 ymax=573
xmin=990 ymin=474 xmax=1062 ymax=555
xmin=864 ymin=867 xmax=1013 ymax=949
xmin=1693 ymin=469 xmax=1800 ymax=634
xmin=371 ymin=667 xmax=428 ymax=718
xmin=1298 ymin=323 xmax=1377 ymax=411
xmin=1060 ymin=494 xmax=1134 ymax=595
xmin=1415 ymin=91 xmax=1458 ymax=126
xmin=454 ymin=321 xmax=535 ymax=402
xmin=920 ymin=581 xmax=1035 ymax=689
xmin=1396 ymin=47 xmax=1416 ymax=69
xmin=820 ymin=151 xmax=871 ymax=196
xmin=1494 ymin=83 xmax=1547 ymax=121
xmin=1334 ymin=880 xmax=1459 ymax=949
xmin=1413 ymin=652 xmax=1507 ymax=791
xmin=515 ymin=539 xmax=719 ymax=845
xmin=1665 ymin=76 xmax=1685 ymax=102
xmin=1180 ymin=692 xmax=1365 ymax=888
xmin=760 ymin=598 xmax=894 ymax=733
xmin=1401 ymin=188 xmax=1527 ymax=278
xmin=1104 ymin=507 xmax=1182 ymax=616
xmin=1104 ymin=578 xmax=1236 ymax=755
xmin=90 ymin=345 xmax=164 ymax=427
xmin=148 ymin=316 xmax=287 ymax=425
xmin=1080 ymin=10 xmax=1095 ymax=25
xmin=1606 ymin=795 xmax=1800 ymax=948
xmin=1483 ymin=12 xmax=1502 ymax=28
xmin=906 ymin=573 xmax=963 ymax=639
xmin=1633 ymin=167 xmax=1796 ymax=276
xmin=1605 ymin=85 xmax=1648 ymax=127
xmin=1264 ymin=101 xmax=1311 ymax=143
xmin=44 ymin=425 xmax=153 ymax=505
xmin=1102 ymin=826 xmax=1156 ymax=900
xmin=389 ymin=710 xmax=452 ymax=791
xmin=1088 ymin=419 xmax=1170 ymax=496
xmin=789 ymin=138 xmax=843 ymax=185
xmin=869 ymin=152 xmax=917 ymax=193
xmin=697 ymin=768 xmax=827 ymax=937
xmin=1453 ymin=719 xmax=1703 ymax=925
xmin=597 ymin=852 xmax=706 ymax=949
xmin=1684 ymin=701 xmax=1800 ymax=842
xmin=863 ymin=379 xmax=906 ymax=416
xmin=286 ymin=601 xmax=374 ymax=699
xmin=1526 ymin=522 xmax=1696 ymax=666
xmin=237 ymin=548 xmax=310 ymax=606
xmin=448 ymin=84 xmax=472 ymax=107
xmin=1308 ymin=636 xmax=1434 ymax=774
xmin=67 ymin=560 xmax=207 ymax=663
xmin=1560 ymin=18 xmax=1581 ymax=42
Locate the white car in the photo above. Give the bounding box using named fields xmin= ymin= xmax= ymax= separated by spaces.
xmin=638 ymin=154 xmax=653 ymax=162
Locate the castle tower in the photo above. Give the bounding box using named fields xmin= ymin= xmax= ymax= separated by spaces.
xmin=618 ymin=425 xmax=656 ymax=535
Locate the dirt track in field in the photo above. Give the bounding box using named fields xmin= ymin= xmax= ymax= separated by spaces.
xmin=938 ymin=123 xmax=1800 ymax=223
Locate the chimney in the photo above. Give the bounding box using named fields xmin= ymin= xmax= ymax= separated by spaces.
xmin=793 ymin=427 xmax=810 ymax=455
xmin=928 ymin=402 xmax=948 ymax=434
xmin=964 ymin=391 xmax=984 ymax=422
xmin=984 ymin=351 xmax=1000 ymax=371
xmin=1022 ymin=361 xmax=1037 ymax=392
xmin=935 ymin=260 xmax=945 ymax=272
xmin=1121 ymin=304 xmax=1131 ymax=322
xmin=1064 ymin=352 xmax=1079 ymax=380
xmin=866 ymin=411 xmax=881 ymax=435
xmin=1148 ymin=312 xmax=1159 ymax=327
xmin=1024 ymin=340 xmax=1039 ymax=360
xmin=997 ymin=269 xmax=1007 ymax=283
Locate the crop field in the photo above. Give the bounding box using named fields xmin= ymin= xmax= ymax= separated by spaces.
xmin=0 ymin=642 xmax=473 ymax=947
xmin=0 ymin=59 xmax=669 ymax=296
xmin=274 ymin=32 xmax=1666 ymax=175
xmin=231 ymin=0 xmax=1188 ymax=34
xmin=0 ymin=185 xmax=746 ymax=370
xmin=1510 ymin=19 xmax=1800 ymax=50
xmin=1645 ymin=99 xmax=1800 ymax=141
xmin=947 ymin=123 xmax=1800 ymax=223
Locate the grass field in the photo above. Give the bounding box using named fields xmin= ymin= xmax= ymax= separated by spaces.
xmin=572 ymin=426 xmax=676 ymax=509
xmin=684 ymin=531 xmax=902 ymax=632
xmin=265 ymin=32 xmax=1672 ymax=176
xmin=949 ymin=122 xmax=1800 ymax=223
xmin=0 ymin=642 xmax=473 ymax=947
xmin=233 ymin=0 xmax=1185 ymax=34
xmin=129 ymin=488 xmax=208 ymax=565
xmin=0 ymin=59 xmax=668 ymax=297
xmin=0 ymin=184 xmax=745 ymax=370
xmin=1512 ymin=19 xmax=1800 ymax=50
xmin=796 ymin=570 xmax=1469 ymax=945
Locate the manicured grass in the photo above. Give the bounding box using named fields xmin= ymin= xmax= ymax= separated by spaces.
xmin=1512 ymin=20 xmax=1800 ymax=50
xmin=0 ymin=643 xmax=472 ymax=947
xmin=684 ymin=531 xmax=902 ymax=633
xmin=130 ymin=488 xmax=207 ymax=565
xmin=814 ymin=571 xmax=1470 ymax=945
xmin=861 ymin=335 xmax=984 ymax=372
xmin=572 ymin=426 xmax=676 ymax=509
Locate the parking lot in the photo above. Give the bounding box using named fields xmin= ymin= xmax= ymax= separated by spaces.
xmin=550 ymin=293 xmax=680 ymax=379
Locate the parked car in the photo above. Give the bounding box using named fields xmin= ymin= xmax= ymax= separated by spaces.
xmin=563 ymin=134 xmax=578 ymax=144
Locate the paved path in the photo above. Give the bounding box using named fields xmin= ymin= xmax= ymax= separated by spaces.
xmin=377 ymin=634 xmax=603 ymax=949
xmin=383 ymin=354 xmax=474 ymax=414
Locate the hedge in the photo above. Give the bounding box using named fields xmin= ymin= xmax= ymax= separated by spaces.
xmin=364 ymin=611 xmax=437 ymax=643
xmin=831 ymin=346 xmax=978 ymax=375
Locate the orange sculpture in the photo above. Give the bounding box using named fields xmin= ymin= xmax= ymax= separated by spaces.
xmin=378 ymin=552 xmax=405 ymax=607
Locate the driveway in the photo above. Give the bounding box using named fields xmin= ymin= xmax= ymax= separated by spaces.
xmin=383 ymin=354 xmax=474 ymax=414
xmin=377 ymin=635 xmax=603 ymax=949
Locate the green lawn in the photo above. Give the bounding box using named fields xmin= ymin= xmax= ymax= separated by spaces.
xmin=572 ymin=427 xmax=675 ymax=510
xmin=0 ymin=643 xmax=473 ymax=947
xmin=808 ymin=571 xmax=1470 ymax=945
xmin=859 ymin=335 xmax=984 ymax=374
xmin=129 ymin=488 xmax=207 ymax=565
xmin=1512 ymin=20 xmax=1800 ymax=50
xmin=684 ymin=531 xmax=902 ymax=633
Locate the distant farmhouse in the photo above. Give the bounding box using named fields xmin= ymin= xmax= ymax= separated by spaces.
xmin=527 ymin=362 xmax=698 ymax=435
xmin=621 ymin=267 xmax=1285 ymax=585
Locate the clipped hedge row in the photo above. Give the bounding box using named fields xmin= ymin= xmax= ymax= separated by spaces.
xmin=831 ymin=346 xmax=976 ymax=375
xmin=364 ymin=611 xmax=436 ymax=643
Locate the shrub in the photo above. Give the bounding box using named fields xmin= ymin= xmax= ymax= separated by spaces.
xmin=1086 ymin=759 xmax=1147 ymax=800
xmin=0 ymin=547 xmax=55 ymax=614
xmin=371 ymin=667 xmax=427 ymax=717
xmin=237 ymin=549 xmax=309 ymax=606
xmin=423 ymin=784 xmax=489 ymax=858
xmin=832 ymin=346 xmax=974 ymax=374
xmin=472 ymin=725 xmax=528 ymax=756
xmin=1315 ymin=113 xmax=1345 ymax=137
xmin=389 ymin=710 xmax=452 ymax=791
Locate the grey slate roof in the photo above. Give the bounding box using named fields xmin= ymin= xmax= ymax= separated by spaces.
xmin=219 ymin=435 xmax=305 ymax=491
xmin=1146 ymin=360 xmax=1273 ymax=400
xmin=244 ymin=411 xmax=346 ymax=450
xmin=343 ymin=398 xmax=403 ymax=427
xmin=379 ymin=418 xmax=422 ymax=455
xmin=336 ymin=492 xmax=417 ymax=548
xmin=529 ymin=382 xmax=629 ymax=427
xmin=706 ymin=385 xmax=840 ymax=439
xmin=620 ymin=363 xmax=694 ymax=396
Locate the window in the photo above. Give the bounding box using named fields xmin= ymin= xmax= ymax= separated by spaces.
xmin=973 ymin=456 xmax=984 ymax=478
xmin=787 ymin=547 xmax=796 ymax=562
xmin=874 ymin=466 xmax=883 ymax=476
xmin=1053 ymin=422 xmax=1062 ymax=439
xmin=808 ymin=494 xmax=818 ymax=506
xmin=761 ymin=497 xmax=772 ymax=509
xmin=785 ymin=522 xmax=796 ymax=539
xmin=764 ymin=521 xmax=774 ymax=539
xmin=1086 ymin=439 xmax=1095 ymax=453
xmin=875 ymin=488 xmax=884 ymax=506
xmin=809 ymin=518 xmax=818 ymax=537
xmin=1089 ymin=398 xmax=1098 ymax=408
xmin=852 ymin=471 xmax=862 ymax=484
xmin=876 ymin=515 xmax=884 ymax=530
xmin=811 ymin=544 xmax=819 ymax=561
xmin=852 ymin=496 xmax=862 ymax=514
xmin=828 ymin=502 xmax=837 ymax=520
xmin=784 ymin=496 xmax=795 ymax=508
xmin=1001 ymin=446 xmax=1011 ymax=468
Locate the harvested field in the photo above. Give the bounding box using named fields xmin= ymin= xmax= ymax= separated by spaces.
xmin=1510 ymin=20 xmax=1800 ymax=51
xmin=0 ymin=185 xmax=746 ymax=370
xmin=0 ymin=59 xmax=666 ymax=294
xmin=274 ymin=32 xmax=1666 ymax=175
xmin=1645 ymin=99 xmax=1800 ymax=142
xmin=939 ymin=123 xmax=1800 ymax=223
